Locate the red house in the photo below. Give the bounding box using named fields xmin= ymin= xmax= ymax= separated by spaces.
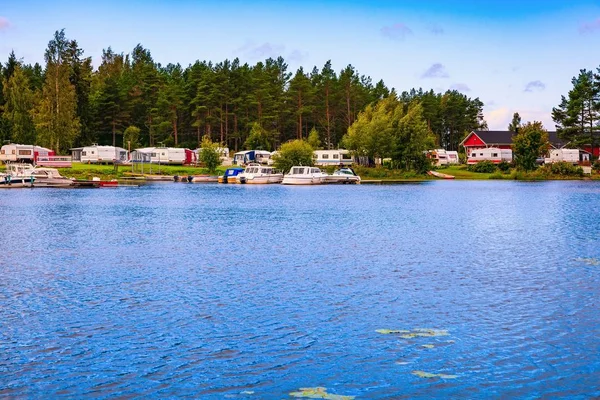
xmin=460 ymin=130 xmax=572 ymax=154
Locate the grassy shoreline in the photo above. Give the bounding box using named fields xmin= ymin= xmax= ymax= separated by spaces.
xmin=1 ymin=163 xmax=599 ymax=181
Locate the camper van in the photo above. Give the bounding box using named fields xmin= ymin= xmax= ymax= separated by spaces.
xmin=544 ymin=149 xmax=589 ymax=165
xmin=313 ymin=149 xmax=354 ymax=166
xmin=0 ymin=144 xmax=54 ymax=164
xmin=467 ymin=147 xmax=512 ymax=164
xmin=71 ymin=145 xmax=129 ymax=164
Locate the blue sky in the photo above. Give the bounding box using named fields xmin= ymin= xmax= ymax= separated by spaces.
xmin=1 ymin=0 xmax=600 ymax=130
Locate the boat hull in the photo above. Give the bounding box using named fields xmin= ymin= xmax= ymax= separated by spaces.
xmin=323 ymin=176 xmax=361 ymax=184
xmin=281 ymin=176 xmax=324 ymax=185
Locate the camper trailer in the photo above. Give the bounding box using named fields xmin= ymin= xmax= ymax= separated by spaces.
xmin=428 ymin=149 xmax=461 ymax=166
xmin=130 ymin=147 xmax=195 ymax=165
xmin=71 ymin=145 xmax=128 ymax=164
xmin=467 ymin=147 xmax=512 ymax=164
xmin=313 ymin=149 xmax=354 ymax=166
xmin=544 ymin=149 xmax=589 ymax=165
xmin=233 ymin=150 xmax=272 ymax=165
xmin=0 ymin=144 xmax=54 ymax=164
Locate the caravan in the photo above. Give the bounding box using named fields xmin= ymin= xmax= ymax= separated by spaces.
xmin=71 ymin=145 xmax=129 ymax=164
xmin=233 ymin=150 xmax=272 ymax=165
xmin=313 ymin=149 xmax=354 ymax=166
xmin=467 ymin=147 xmax=512 ymax=164
xmin=544 ymin=149 xmax=589 ymax=165
xmin=0 ymin=144 xmax=55 ymax=164
xmin=130 ymin=147 xmax=196 ymax=165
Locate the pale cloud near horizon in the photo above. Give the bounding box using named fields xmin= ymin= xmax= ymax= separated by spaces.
xmin=485 ymin=107 xmax=554 ymax=130
xmin=381 ymin=23 xmax=413 ymax=40
xmin=235 ymin=41 xmax=285 ymax=60
xmin=421 ymin=63 xmax=449 ymax=79
xmin=288 ymin=49 xmax=308 ymax=63
xmin=524 ymin=80 xmax=546 ymax=92
xmin=450 ymin=83 xmax=470 ymax=92
xmin=428 ymin=24 xmax=444 ymax=35
xmin=579 ymin=18 xmax=600 ymax=34
xmin=0 ymin=16 xmax=10 ymax=31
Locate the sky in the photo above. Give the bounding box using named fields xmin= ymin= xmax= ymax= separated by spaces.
xmin=1 ymin=0 xmax=600 ymax=130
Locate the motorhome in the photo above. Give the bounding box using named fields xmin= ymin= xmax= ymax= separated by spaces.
xmin=313 ymin=149 xmax=354 ymax=166
xmin=544 ymin=149 xmax=589 ymax=165
xmin=0 ymin=144 xmax=54 ymax=164
xmin=71 ymin=145 xmax=129 ymax=164
xmin=467 ymin=147 xmax=512 ymax=164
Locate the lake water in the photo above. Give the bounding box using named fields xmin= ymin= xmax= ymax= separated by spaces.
xmin=1 ymin=181 xmax=599 ymax=398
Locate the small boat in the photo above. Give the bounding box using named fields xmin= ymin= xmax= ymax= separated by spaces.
xmin=72 ymin=177 xmax=119 ymax=188
xmin=0 ymin=163 xmax=35 ymax=188
xmin=30 ymin=167 xmax=75 ymax=187
xmin=281 ymin=166 xmax=328 ymax=185
xmin=323 ymin=167 xmax=361 ymax=184
xmin=191 ymin=175 xmax=219 ymax=183
xmin=236 ymin=163 xmax=283 ymax=184
xmin=427 ymin=170 xmax=455 ymax=179
xmin=218 ymin=167 xmax=245 ymax=183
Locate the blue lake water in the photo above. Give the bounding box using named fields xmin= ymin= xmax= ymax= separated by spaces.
xmin=1 ymin=181 xmax=599 ymax=398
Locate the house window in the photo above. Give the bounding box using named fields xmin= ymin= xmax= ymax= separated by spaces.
xmin=333 ymin=154 xmax=339 ymax=159
xmin=322 ymin=154 xmax=329 ymax=159
xmin=471 ymin=153 xmax=476 ymax=157
xmin=82 ymin=151 xmax=87 ymax=156
xmin=492 ymin=153 xmax=498 ymax=157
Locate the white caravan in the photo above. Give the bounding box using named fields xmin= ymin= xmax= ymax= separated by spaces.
xmin=72 ymin=145 xmax=128 ymax=164
xmin=0 ymin=144 xmax=54 ymax=163
xmin=313 ymin=149 xmax=354 ymax=166
xmin=467 ymin=147 xmax=512 ymax=164
xmin=544 ymin=149 xmax=589 ymax=165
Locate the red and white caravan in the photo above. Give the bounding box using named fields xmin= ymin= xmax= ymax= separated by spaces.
xmin=467 ymin=147 xmax=512 ymax=164
xmin=0 ymin=143 xmax=55 ymax=164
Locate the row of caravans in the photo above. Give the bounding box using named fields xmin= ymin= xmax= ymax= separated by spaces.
xmin=231 ymin=149 xmax=356 ymax=167
xmin=466 ymin=147 xmax=590 ymax=165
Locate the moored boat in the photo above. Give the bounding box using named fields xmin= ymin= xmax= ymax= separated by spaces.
xmin=281 ymin=166 xmax=328 ymax=185
xmin=0 ymin=163 xmax=35 ymax=188
xmin=218 ymin=167 xmax=244 ymax=183
xmin=236 ymin=164 xmax=283 ymax=184
xmin=323 ymin=167 xmax=361 ymax=184
xmin=427 ymin=170 xmax=455 ymax=179
xmin=30 ymin=167 xmax=75 ymax=187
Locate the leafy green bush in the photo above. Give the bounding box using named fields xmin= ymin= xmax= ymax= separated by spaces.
xmin=593 ymin=160 xmax=600 ymax=171
xmin=539 ymin=162 xmax=583 ymax=177
xmin=467 ymin=160 xmax=497 ymax=173
xmin=497 ymin=161 xmax=511 ymax=173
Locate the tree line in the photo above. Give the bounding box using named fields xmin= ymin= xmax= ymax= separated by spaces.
xmin=552 ymin=67 xmax=600 ymax=152
xmin=0 ymin=29 xmax=487 ymax=155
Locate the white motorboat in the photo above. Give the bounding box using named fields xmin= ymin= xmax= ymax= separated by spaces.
xmin=30 ymin=167 xmax=75 ymax=187
xmin=323 ymin=167 xmax=361 ymax=184
xmin=281 ymin=166 xmax=328 ymax=185
xmin=237 ymin=163 xmax=283 ymax=184
xmin=0 ymin=163 xmax=35 ymax=188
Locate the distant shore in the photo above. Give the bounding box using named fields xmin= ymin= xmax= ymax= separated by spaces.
xmin=2 ymin=163 xmax=599 ymax=182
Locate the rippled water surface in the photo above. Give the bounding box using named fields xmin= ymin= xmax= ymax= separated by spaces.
xmin=1 ymin=181 xmax=600 ymax=398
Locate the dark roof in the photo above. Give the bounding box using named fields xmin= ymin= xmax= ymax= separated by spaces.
xmin=469 ymin=130 xmax=566 ymax=148
xmin=472 ymin=130 xmax=514 ymax=145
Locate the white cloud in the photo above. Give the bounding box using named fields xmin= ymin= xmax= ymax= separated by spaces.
xmin=0 ymin=16 xmax=10 ymax=31
xmin=381 ymin=23 xmax=412 ymax=40
xmin=421 ymin=63 xmax=449 ymax=79
xmin=524 ymin=80 xmax=545 ymax=92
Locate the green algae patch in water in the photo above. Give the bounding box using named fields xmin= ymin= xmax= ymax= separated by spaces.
xmin=375 ymin=329 xmax=410 ymax=335
xmin=574 ymin=257 xmax=600 ymax=266
xmin=289 ymin=387 xmax=355 ymax=399
xmin=412 ymin=370 xmax=458 ymax=379
xmin=398 ymin=329 xmax=450 ymax=339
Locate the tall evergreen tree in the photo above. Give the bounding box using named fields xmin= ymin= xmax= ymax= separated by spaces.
xmin=32 ymin=30 xmax=80 ymax=153
xmin=552 ymin=69 xmax=600 ymax=155
xmin=508 ymin=112 xmax=522 ymax=133
xmin=2 ymin=64 xmax=36 ymax=144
